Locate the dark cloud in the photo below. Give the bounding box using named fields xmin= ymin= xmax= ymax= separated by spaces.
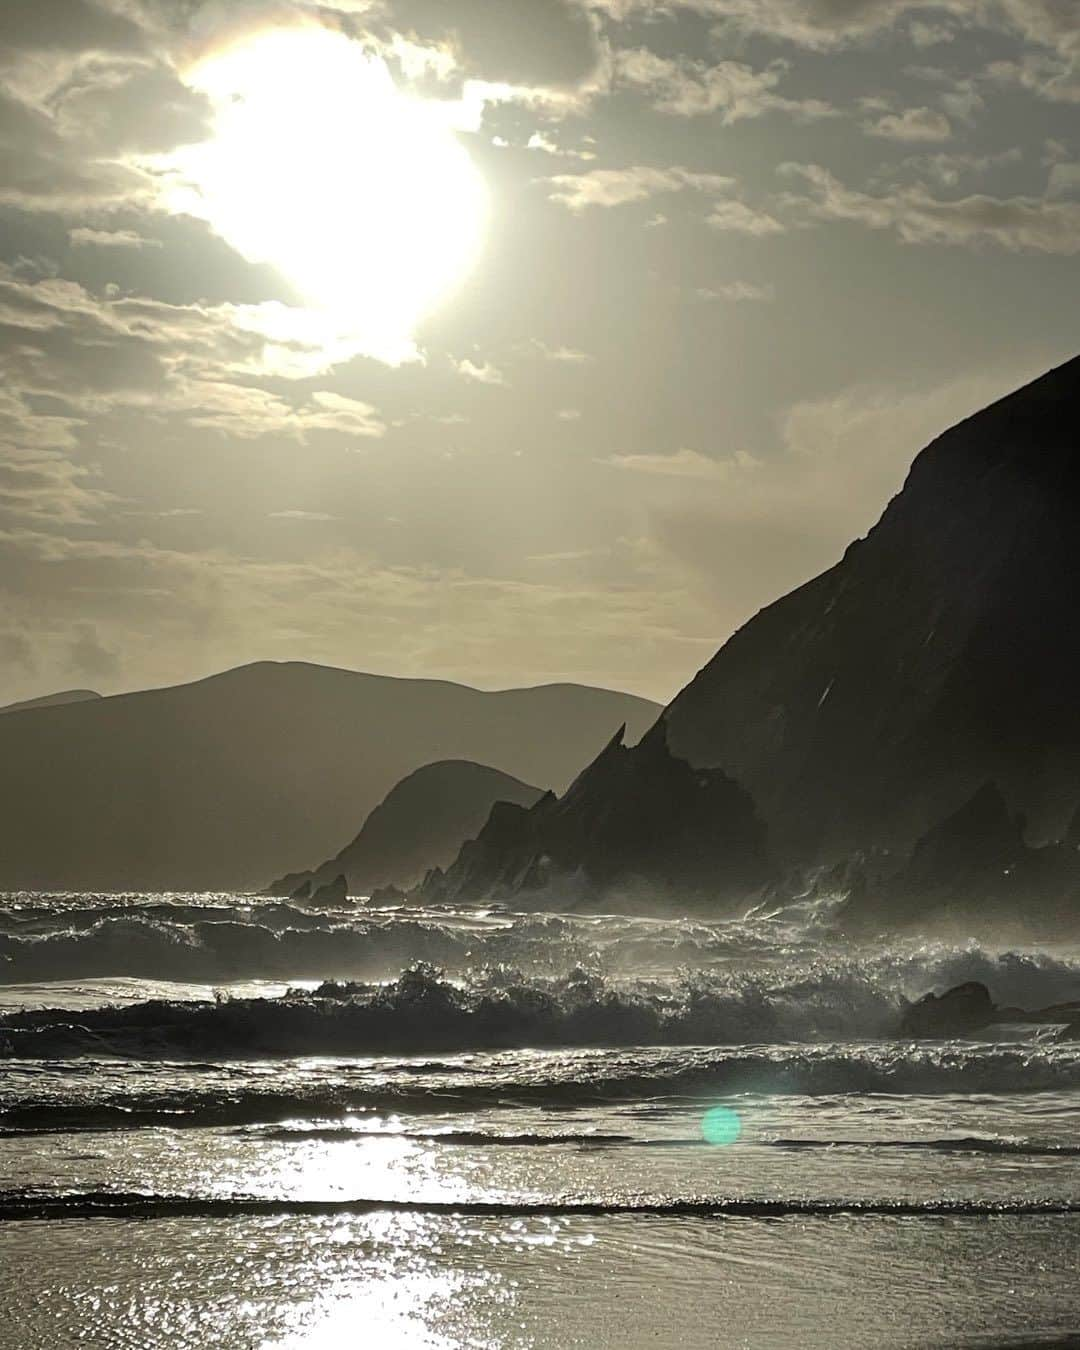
xmin=52 ymin=59 xmax=214 ymax=155
xmin=388 ymin=0 xmax=602 ymax=89
xmin=0 ymin=454 xmax=113 ymax=527
xmin=0 ymin=0 xmax=1075 ymax=705
xmin=780 ymin=162 xmax=1080 ymax=253
xmin=0 ymin=86 xmax=151 ymax=213
xmin=0 ymin=0 xmax=146 ymax=54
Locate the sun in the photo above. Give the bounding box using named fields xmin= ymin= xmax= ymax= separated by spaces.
xmin=171 ymin=25 xmax=488 ymax=363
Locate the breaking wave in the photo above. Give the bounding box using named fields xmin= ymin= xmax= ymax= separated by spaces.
xmin=1 ymin=948 xmax=1078 ymax=1065
xmin=0 ymin=962 xmax=905 ymax=1059
xmin=4 ymin=896 xmax=1080 ymax=1018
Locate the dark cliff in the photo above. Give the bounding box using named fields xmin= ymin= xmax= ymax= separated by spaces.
xmin=421 ymin=356 xmax=1080 ymax=914
xmin=418 ymin=722 xmax=769 ymax=910
xmin=663 ymin=355 xmax=1080 ymax=860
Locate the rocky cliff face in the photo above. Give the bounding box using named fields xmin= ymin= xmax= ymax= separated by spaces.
xmin=422 ymin=356 xmax=1080 ymax=915
xmin=418 ymin=722 xmax=769 ymax=910
xmin=839 ymin=781 xmax=1080 ymax=935
xmin=663 ymin=355 xmax=1080 ymax=860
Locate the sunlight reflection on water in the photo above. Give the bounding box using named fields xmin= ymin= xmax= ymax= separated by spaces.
xmin=264 ymin=1214 xmax=510 ymax=1350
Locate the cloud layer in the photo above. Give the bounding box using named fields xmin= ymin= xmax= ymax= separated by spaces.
xmin=0 ymin=0 xmax=1074 ymax=703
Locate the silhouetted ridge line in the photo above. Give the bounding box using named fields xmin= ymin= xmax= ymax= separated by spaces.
xmin=661 ymin=355 xmax=1080 ymax=860
xmin=267 ymin=759 xmax=543 ymax=898
xmin=0 ymin=689 xmax=101 ymax=715
xmin=0 ymin=661 xmax=658 ymax=890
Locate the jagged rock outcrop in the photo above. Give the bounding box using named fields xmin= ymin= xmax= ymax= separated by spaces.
xmin=266 ymin=760 xmax=543 ymax=898
xmin=659 ymin=356 xmax=1080 ymax=861
xmin=898 ymin=980 xmax=1080 ymax=1038
xmin=416 ymin=722 xmax=769 ymax=910
xmin=840 ymin=781 xmax=1080 ymax=933
xmin=899 ymin=981 xmax=996 ymax=1038
xmin=899 ymin=782 xmax=1024 ymax=882
xmin=310 ymin=873 xmax=348 ymax=906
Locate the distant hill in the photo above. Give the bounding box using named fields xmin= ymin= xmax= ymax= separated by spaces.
xmin=268 ymin=759 xmax=544 ymax=897
xmin=0 ymin=689 xmax=101 ymax=715
xmin=0 ymin=661 xmax=658 ymax=892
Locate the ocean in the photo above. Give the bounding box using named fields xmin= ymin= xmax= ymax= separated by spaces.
xmin=2 ymin=891 xmax=1079 ymax=1348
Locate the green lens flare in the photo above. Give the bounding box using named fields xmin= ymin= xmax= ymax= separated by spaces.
xmin=701 ymin=1105 xmax=741 ymax=1146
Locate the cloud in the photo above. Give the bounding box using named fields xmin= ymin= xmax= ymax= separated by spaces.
xmin=0 ymin=84 xmax=156 ymax=213
xmin=705 ymin=199 xmax=786 ymax=234
xmin=595 ymin=0 xmax=1080 ymax=67
xmin=306 ymin=391 xmax=386 ymax=438
xmin=0 ymin=9 xmax=212 ymax=214
xmin=0 ymin=0 xmax=145 ymax=54
xmin=0 ymin=267 xmax=388 ymax=445
xmin=587 ymin=0 xmax=1075 ymax=133
xmin=602 ymin=447 xmax=754 ymax=479
xmin=987 ymin=51 xmax=1080 ymax=103
xmin=545 ymin=164 xmax=735 ymax=211
xmin=593 ymin=0 xmax=924 ymax=50
xmin=1047 ymin=160 xmax=1080 ymax=198
xmin=0 ymin=450 xmax=114 ymax=527
xmin=780 ymin=162 xmax=1080 ymax=253
xmin=68 ymin=227 xmax=161 ymax=248
xmin=890 ymin=148 xmax=1022 ymax=188
xmin=451 ymin=357 xmax=508 ymax=385
xmin=68 ymin=620 xmax=120 ymax=683
xmin=866 ymin=106 xmax=952 ymax=141
xmin=695 ymin=281 xmax=776 ymax=301
xmin=614 ymin=46 xmax=834 ymax=122
xmin=0 ymin=629 xmax=36 ymax=674
xmin=0 ymin=522 xmax=710 ymax=703
xmin=386 ymin=0 xmax=603 ymax=91
xmin=908 ymin=19 xmax=956 ymax=46
xmin=268 ymin=510 xmax=343 ymax=521
xmin=526 ymin=131 xmax=596 ymax=159
xmin=155 ymin=383 xmax=387 ymax=441
xmin=532 ymin=340 xmax=594 ymax=362
xmin=51 ymin=58 xmax=214 ymax=156
xmin=0 ymin=385 xmax=83 ymax=453
xmin=643 ymin=365 xmax=1054 ymax=638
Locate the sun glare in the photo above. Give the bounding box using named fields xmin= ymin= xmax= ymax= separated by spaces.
xmin=173 ymin=26 xmax=488 ymax=363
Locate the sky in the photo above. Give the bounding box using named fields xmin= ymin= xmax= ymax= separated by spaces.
xmin=0 ymin=0 xmax=1076 ymax=705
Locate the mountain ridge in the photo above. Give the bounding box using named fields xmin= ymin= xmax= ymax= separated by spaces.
xmin=0 ymin=660 xmax=659 ymax=892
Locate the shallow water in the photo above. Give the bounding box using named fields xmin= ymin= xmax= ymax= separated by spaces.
xmin=2 ymin=892 xmax=1080 ymax=1347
